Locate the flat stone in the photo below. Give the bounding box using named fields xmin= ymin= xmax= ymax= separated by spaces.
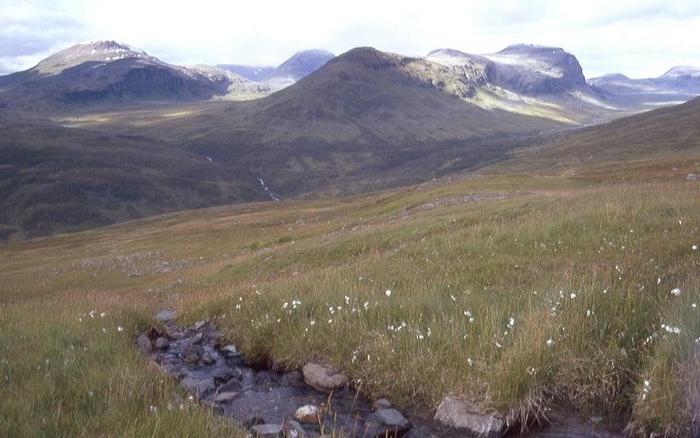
xmin=213 ymin=391 xmax=238 ymax=402
xmin=251 ymin=423 xmax=282 ymax=437
xmin=433 ymin=396 xmax=504 ymax=438
xmin=294 ymin=404 xmax=321 ymax=424
xmin=373 ymin=398 xmax=392 ymax=410
xmin=191 ymin=332 xmax=204 ymax=344
xmin=154 ymin=337 xmax=170 ymax=350
xmin=135 ymin=334 xmax=152 ymax=353
xmin=302 ymin=362 xmax=349 ymax=392
xmin=155 ymin=309 xmax=176 ymax=322
xmin=193 ymin=320 xmax=207 ymax=330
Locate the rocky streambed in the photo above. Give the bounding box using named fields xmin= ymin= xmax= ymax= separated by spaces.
xmin=136 ymin=310 xmax=621 ymax=438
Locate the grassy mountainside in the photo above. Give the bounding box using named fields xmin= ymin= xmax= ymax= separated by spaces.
xmin=1 ymin=157 xmax=699 ymax=435
xmin=66 ymin=48 xmax=563 ymax=197
xmin=0 ymin=115 xmax=264 ymax=240
xmin=0 ymin=48 xmax=567 ymax=240
xmin=496 ymin=97 xmax=700 ymax=174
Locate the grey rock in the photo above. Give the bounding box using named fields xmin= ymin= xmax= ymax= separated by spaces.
xmin=191 ymin=332 xmax=204 ymax=344
xmin=302 ymin=362 xmax=349 ymax=392
xmin=154 ymin=337 xmax=170 ymax=350
xmin=373 ymin=398 xmax=392 ymax=410
xmin=193 ymin=320 xmax=207 ymax=330
xmin=251 ymin=423 xmax=282 ymax=437
xmin=135 ymin=334 xmax=152 ymax=353
xmin=688 ymin=173 xmax=697 ymax=181
xmin=375 ymin=408 xmax=411 ymax=431
xmin=434 ymin=396 xmax=504 ymax=438
xmin=155 ymin=309 xmax=176 ymax=322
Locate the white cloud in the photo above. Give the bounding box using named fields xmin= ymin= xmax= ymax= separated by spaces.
xmin=1 ymin=0 xmax=699 ymax=78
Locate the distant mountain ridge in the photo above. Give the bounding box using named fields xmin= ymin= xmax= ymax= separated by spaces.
xmin=217 ymin=64 xmax=275 ymax=81
xmin=590 ymin=65 xmax=700 ymax=105
xmin=0 ymin=41 xmax=239 ymax=111
xmin=1 ymin=40 xmax=698 ymax=120
xmin=219 ymin=50 xmax=336 ymax=92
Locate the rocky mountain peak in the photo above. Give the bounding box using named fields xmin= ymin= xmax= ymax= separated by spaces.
xmin=33 ymin=40 xmax=154 ymax=75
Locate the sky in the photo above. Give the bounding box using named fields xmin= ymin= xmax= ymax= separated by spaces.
xmin=1 ymin=0 xmax=700 ymax=78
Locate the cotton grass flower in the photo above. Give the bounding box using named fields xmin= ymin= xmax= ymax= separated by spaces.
xmin=670 ymin=288 xmax=682 ymax=297
xmin=385 ymin=289 xmax=392 ymax=297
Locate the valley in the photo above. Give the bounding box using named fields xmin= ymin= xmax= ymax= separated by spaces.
xmin=1 ymin=31 xmax=700 ymax=437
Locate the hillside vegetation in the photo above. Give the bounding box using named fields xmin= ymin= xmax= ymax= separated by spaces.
xmin=2 ymin=153 xmax=699 ymax=435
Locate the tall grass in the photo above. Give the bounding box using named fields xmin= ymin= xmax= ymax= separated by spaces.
xmin=1 ymin=176 xmax=698 ymax=436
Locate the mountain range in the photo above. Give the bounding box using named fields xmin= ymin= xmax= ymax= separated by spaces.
xmin=0 ymin=40 xmax=699 ymax=239
xmin=590 ymin=66 xmax=700 ymax=106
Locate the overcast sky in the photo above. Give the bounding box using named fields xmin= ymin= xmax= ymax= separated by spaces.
xmin=2 ymin=0 xmax=699 ymax=78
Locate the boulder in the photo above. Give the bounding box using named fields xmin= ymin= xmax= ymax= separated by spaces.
xmin=433 ymin=396 xmax=504 ymax=438
xmin=302 ymin=362 xmax=349 ymax=392
xmin=294 ymin=404 xmax=321 ymax=424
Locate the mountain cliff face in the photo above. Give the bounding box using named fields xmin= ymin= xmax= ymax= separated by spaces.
xmin=482 ymin=44 xmax=590 ymax=95
xmin=427 ymin=45 xmax=591 ymax=96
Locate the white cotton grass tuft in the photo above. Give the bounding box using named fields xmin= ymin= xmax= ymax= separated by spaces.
xmin=670 ymin=288 xmax=682 ymax=297
xmin=385 ymin=289 xmax=392 ymax=297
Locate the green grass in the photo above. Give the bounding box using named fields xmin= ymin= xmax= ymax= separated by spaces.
xmin=1 ymin=170 xmax=699 ymax=436
xmin=0 ymin=299 xmax=244 ymax=437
